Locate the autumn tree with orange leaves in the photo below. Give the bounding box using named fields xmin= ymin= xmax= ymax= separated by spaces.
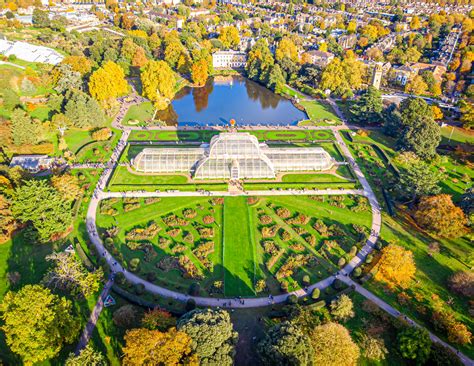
xmin=375 ymin=244 xmax=416 ymax=288
xmin=122 ymin=328 xmax=198 ymax=366
xmin=413 ymin=194 xmax=467 ymax=238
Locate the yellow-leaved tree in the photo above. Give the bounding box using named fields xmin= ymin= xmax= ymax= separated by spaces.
xmin=88 ymin=61 xmax=128 ymax=106
xmin=375 ymin=244 xmax=416 ymax=288
xmin=275 ymin=37 xmax=299 ymax=63
xmin=140 ymin=60 xmax=176 ymax=111
xmin=218 ymin=26 xmax=240 ymax=49
xmin=191 ymin=59 xmax=209 ymax=87
xmin=122 ymin=328 xmax=198 ymax=366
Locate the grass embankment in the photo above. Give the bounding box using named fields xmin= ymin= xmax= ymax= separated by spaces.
xmin=223 ymin=197 xmax=256 ymax=297
xmin=299 ymin=99 xmax=342 ymax=125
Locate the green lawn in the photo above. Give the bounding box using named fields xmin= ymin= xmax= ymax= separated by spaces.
xmin=280 ymin=84 xmax=307 ymax=100
xmin=281 ymin=173 xmax=350 ymax=183
xmin=441 ymin=126 xmax=474 ymax=145
xmin=300 ymin=100 xmax=342 ymax=124
xmin=64 ymin=128 xmax=94 ymax=153
xmin=122 ymin=102 xmax=155 ymax=126
xmin=223 ymin=197 xmax=256 ymax=297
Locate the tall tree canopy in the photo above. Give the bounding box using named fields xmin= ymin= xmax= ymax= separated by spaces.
xmin=320 ymin=57 xmax=364 ymax=97
xmin=396 ymin=160 xmax=442 ymax=200
xmin=258 ymin=321 xmax=314 ymax=365
xmin=88 ymin=61 xmax=128 ymax=105
xmin=177 ymin=309 xmax=238 ymax=366
xmin=246 ymin=39 xmax=274 ymax=85
xmin=218 ymin=26 xmax=240 ymax=49
xmin=65 ymin=90 xmax=107 ymax=128
xmin=275 ymin=37 xmax=298 ymax=63
xmin=413 ymin=194 xmax=467 ymax=238
xmin=0 ymin=285 xmax=80 ymax=364
xmin=10 ymin=108 xmax=40 ymax=146
xmin=12 ymin=179 xmax=73 ymax=242
xmin=375 ymin=244 xmax=416 ymax=288
xmin=65 ymin=345 xmax=106 ymax=366
xmin=349 ymin=86 xmax=383 ymax=125
xmin=310 ymin=322 xmax=360 ymax=366
xmin=397 ymin=327 xmax=432 ymax=364
xmin=122 ymin=327 xmax=198 ymax=366
xmin=398 ymin=97 xmax=441 ymax=159
xmin=141 ymin=60 xmax=177 ymax=111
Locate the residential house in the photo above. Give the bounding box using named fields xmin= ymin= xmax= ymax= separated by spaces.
xmin=306 ymin=50 xmax=335 ymax=68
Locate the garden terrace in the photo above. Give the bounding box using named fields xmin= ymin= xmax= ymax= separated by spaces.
xmin=95 ymin=195 xmax=372 ymax=298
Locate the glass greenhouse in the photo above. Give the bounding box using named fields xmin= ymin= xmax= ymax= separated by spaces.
xmin=132 ymin=132 xmax=334 ymax=179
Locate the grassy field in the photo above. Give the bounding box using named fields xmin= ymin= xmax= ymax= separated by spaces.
xmin=300 ymin=100 xmax=342 ymax=124
xmin=281 ymin=173 xmax=351 ymax=183
xmin=441 ymin=126 xmax=474 ymax=145
xmin=122 ymin=102 xmax=155 ymax=126
xmin=280 ymin=84 xmax=307 ymax=100
xmin=223 ymin=197 xmax=256 ymax=297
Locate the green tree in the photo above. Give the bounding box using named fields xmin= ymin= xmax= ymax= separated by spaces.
xmin=428 ymin=342 xmax=463 ymax=366
xmin=64 ymin=90 xmax=107 ymax=128
xmin=396 ymin=160 xmax=442 ymax=200
xmin=397 ymin=327 xmax=431 ymax=364
xmin=246 ymin=39 xmax=274 ymax=85
xmin=12 ymin=179 xmax=73 ymax=242
xmin=141 ymin=60 xmax=177 ymax=111
xmin=0 ymin=285 xmax=80 ymax=364
xmin=177 ymin=309 xmax=238 ymax=366
xmin=66 ymin=345 xmax=106 ymax=366
xmin=349 ymin=86 xmax=383 ymax=125
xmin=32 ymin=8 xmax=50 ymax=27
xmin=267 ymin=64 xmax=286 ymax=93
xmin=330 ymin=294 xmax=354 ymax=321
xmin=2 ymin=89 xmax=20 ymax=111
xmin=54 ymin=64 xmax=82 ymax=94
xmin=10 ymin=108 xmax=40 ymax=146
xmin=257 ymin=321 xmax=314 ymax=365
xmin=398 ymin=97 xmax=441 ymax=159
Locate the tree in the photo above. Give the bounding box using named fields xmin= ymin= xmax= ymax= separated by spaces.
xmin=89 ymin=61 xmax=128 ymax=105
xmin=359 ymin=334 xmax=387 ymax=361
xmin=428 ymin=342 xmax=463 ymax=366
xmin=61 ymin=56 xmax=92 ymax=75
xmin=10 ymin=108 xmax=40 ymax=146
xmin=310 ymin=322 xmax=360 ymax=366
xmin=405 ymin=75 xmax=428 ymax=95
xmin=141 ymin=308 xmax=176 ymax=331
xmin=397 ymin=327 xmax=431 ymax=363
xmin=53 ymin=64 xmax=83 ymax=94
xmin=113 ymin=305 xmax=139 ymax=328
xmin=0 ymin=285 xmax=80 ymax=364
xmin=91 ymin=127 xmax=112 ymax=141
xmin=246 ymin=39 xmax=274 ymax=85
xmin=448 ymin=271 xmax=474 ymax=298
xmin=177 ymin=309 xmax=238 ymax=366
xmin=396 ymin=160 xmax=442 ymax=200
xmin=347 ymin=21 xmax=357 ymax=33
xmin=51 ymin=174 xmax=82 ymax=201
xmin=275 ymin=37 xmax=298 ymax=63
xmin=330 ymin=294 xmax=354 ymax=321
xmin=66 ymin=345 xmax=106 ymax=366
xmin=191 ymin=59 xmax=209 ymax=87
xmin=398 ymin=97 xmax=441 ymax=159
xmin=32 ymin=8 xmax=50 ymax=27
xmin=413 ymin=194 xmax=467 ymax=238
xmin=459 ymin=100 xmax=474 ymax=129
xmin=257 ymin=321 xmax=314 ymax=365
xmin=0 ymin=194 xmax=16 ymax=243
xmin=12 ymin=179 xmax=73 ymax=242
xmin=431 ymin=105 xmax=443 ymax=120
xmin=218 ymin=26 xmax=240 ymax=49
xmin=320 ymin=57 xmax=364 ymax=96
xmin=43 ymin=252 xmax=103 ymax=298
xmin=459 ymin=188 xmax=474 ymax=224
xmin=141 ymin=60 xmax=177 ymax=111
xmin=131 ymin=47 xmax=148 ymax=68
xmin=375 ymin=244 xmax=416 ymax=288
xmin=65 ymin=90 xmax=107 ymax=128
xmin=267 ymin=64 xmax=286 ymax=93
xmin=122 ymin=328 xmax=198 ymax=366
xmin=349 ymin=86 xmax=383 ymax=125
xmin=2 ymin=89 xmax=20 ymax=111
xmin=410 ymin=16 xmax=421 ymax=30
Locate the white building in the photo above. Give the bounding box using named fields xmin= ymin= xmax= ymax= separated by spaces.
xmin=212 ymin=50 xmax=247 ymax=69
xmin=9 ymin=155 xmax=54 ymax=173
xmin=133 ymin=132 xmax=334 ymax=180
xmin=0 ymin=39 xmax=64 ymax=65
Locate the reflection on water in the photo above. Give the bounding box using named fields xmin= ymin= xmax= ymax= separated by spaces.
xmin=155 ymin=76 xmax=307 ymax=126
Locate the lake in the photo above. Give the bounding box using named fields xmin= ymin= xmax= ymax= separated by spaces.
xmin=155 ymin=76 xmax=307 ymax=126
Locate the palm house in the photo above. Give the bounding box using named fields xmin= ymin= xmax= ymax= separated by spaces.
xmin=132 ymin=132 xmax=334 ymax=180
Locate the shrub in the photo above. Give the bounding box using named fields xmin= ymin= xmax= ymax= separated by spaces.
xmin=255 ymin=279 xmax=266 ymax=293
xmin=302 ymin=275 xmax=311 ymax=286
xmin=129 ymin=258 xmax=140 ymax=272
xmin=287 ymin=294 xmax=298 ymax=304
xmin=126 ymin=221 xmax=161 ymax=240
xmin=280 ymin=230 xmax=291 ymax=241
xmin=338 ymin=257 xmax=346 ymax=267
xmin=333 ymin=279 xmax=343 ymax=290
xmin=304 ymin=234 xmax=316 ymax=246
xmin=91 ymin=127 xmax=112 ymax=141
xmin=349 ymin=246 xmax=358 ymax=257
xmin=261 ymin=225 xmax=280 ymax=238
xmin=197 ymin=226 xmax=214 ymax=238
xmin=183 ymin=232 xmax=194 ymax=244
xmin=183 ymin=208 xmax=197 ymax=218
xmin=185 ymin=298 xmax=196 ymax=312
xmin=162 ymin=215 xmax=188 ymax=227
xmin=280 ymin=281 xmax=289 ymax=292
xmin=113 ymin=305 xmax=138 ymax=328
xmin=276 ymin=207 xmax=291 ymax=218
xmin=365 ymin=254 xmax=373 ymax=263
xmin=247 ymin=197 xmax=258 ymax=205
xmin=167 ymin=228 xmax=181 ymax=237
xmin=259 ymin=215 xmax=273 ymax=225
xmin=313 ymin=219 xmax=329 ymax=236
xmin=311 ymin=288 xmax=320 ymax=300
xmin=202 ymin=215 xmax=215 ymax=224
xmin=193 ymin=241 xmax=215 ymax=261
xmin=134 ymin=283 xmax=145 ymax=295
xmin=262 ymin=240 xmax=279 ymax=255
xmin=353 ymin=267 xmax=362 ymax=278
xmin=189 ymin=282 xmax=200 ymax=296
xmin=210 ymin=197 xmax=224 ymax=205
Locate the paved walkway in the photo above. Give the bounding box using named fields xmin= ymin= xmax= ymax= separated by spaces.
xmin=75 ymin=278 xmax=114 ymax=355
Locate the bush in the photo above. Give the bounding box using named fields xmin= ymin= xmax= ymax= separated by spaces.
xmin=338 ymin=257 xmax=346 ymax=267
xmin=189 ymin=282 xmax=200 ymax=296
xmin=113 ymin=305 xmax=138 ymax=328
xmin=309 ymin=300 xmax=326 ymax=310
xmin=287 ymin=294 xmax=298 ymax=304
xmin=276 ymin=207 xmax=291 ymax=218
xmin=311 ymin=288 xmax=320 ymax=300
xmin=202 ymin=215 xmax=215 ymax=224
xmin=280 ymin=281 xmax=289 ymax=293
xmin=185 ymin=298 xmax=196 ymax=312
xmin=349 ymin=246 xmax=358 ymax=257
xmin=333 ymin=279 xmax=343 ymax=290
xmin=134 ymin=283 xmax=145 ymax=295
xmin=353 ymin=267 xmax=362 ymax=278
xmin=129 ymin=258 xmax=140 ymax=272
xmin=365 ymin=254 xmax=373 ymax=264
xmin=302 ymin=275 xmax=311 ymax=286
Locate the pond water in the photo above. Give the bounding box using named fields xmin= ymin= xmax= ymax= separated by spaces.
xmin=155 ymin=76 xmax=307 ymax=126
